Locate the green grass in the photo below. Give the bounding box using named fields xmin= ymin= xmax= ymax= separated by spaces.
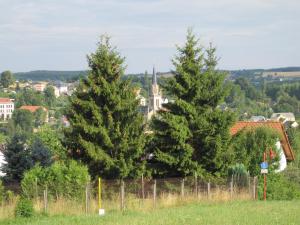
xmin=1 ymin=201 xmax=299 ymax=225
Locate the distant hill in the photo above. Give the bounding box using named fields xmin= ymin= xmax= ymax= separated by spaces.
xmin=12 ymin=67 xmax=300 ymax=81
xmin=227 ymin=67 xmax=300 ymax=79
xmin=14 ymin=70 xmax=88 ymax=81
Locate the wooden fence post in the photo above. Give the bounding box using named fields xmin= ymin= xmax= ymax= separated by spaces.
xmin=141 ymin=174 xmax=145 ymax=200
xmin=252 ymin=176 xmax=257 ymax=200
xmin=120 ymin=180 xmax=125 ymax=211
xmin=194 ymin=174 xmax=198 ymax=197
xmin=35 ymin=178 xmax=38 ymax=200
xmin=153 ymin=179 xmax=157 ymax=208
xmin=181 ymin=178 xmax=185 ymax=198
xmin=230 ymin=180 xmax=233 ymax=199
xmin=248 ymin=174 xmax=251 ymax=198
xmin=207 ymin=181 xmax=211 ymax=200
xmin=43 ymin=186 xmax=48 ymax=213
xmin=85 ymin=184 xmax=89 ymax=214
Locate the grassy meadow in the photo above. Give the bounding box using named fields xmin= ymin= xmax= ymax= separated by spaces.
xmin=0 ymin=200 xmax=299 ymax=225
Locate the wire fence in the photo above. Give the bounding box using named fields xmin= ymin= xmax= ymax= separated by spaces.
xmin=21 ymin=175 xmax=258 ymax=215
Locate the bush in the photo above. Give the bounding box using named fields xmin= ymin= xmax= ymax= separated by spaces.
xmin=21 ymin=160 xmax=90 ymax=199
xmin=0 ymin=180 xmax=5 ymax=204
xmin=15 ymin=197 xmax=34 ymax=218
xmin=228 ymin=163 xmax=249 ymax=187
xmin=258 ymin=173 xmax=300 ymax=200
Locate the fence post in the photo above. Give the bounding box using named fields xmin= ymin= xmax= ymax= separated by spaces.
xmin=120 ymin=180 xmax=125 ymax=211
xmin=153 ymin=179 xmax=157 ymax=208
xmin=141 ymin=174 xmax=145 ymax=200
xmin=194 ymin=174 xmax=198 ymax=197
xmin=248 ymin=174 xmax=251 ymax=198
xmin=207 ymin=181 xmax=211 ymax=200
xmin=181 ymin=178 xmax=185 ymax=198
xmin=85 ymin=183 xmax=89 ymax=214
xmin=230 ymin=180 xmax=233 ymax=199
xmin=43 ymin=186 xmax=48 ymax=213
xmin=35 ymin=177 xmax=38 ymax=200
xmin=252 ymin=176 xmax=257 ymax=200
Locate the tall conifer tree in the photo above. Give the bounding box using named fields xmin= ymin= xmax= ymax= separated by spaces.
xmin=64 ymin=37 xmax=145 ymax=179
xmin=150 ymin=30 xmax=234 ymax=178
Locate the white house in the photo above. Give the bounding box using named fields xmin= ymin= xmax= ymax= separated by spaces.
xmin=230 ymin=121 xmax=295 ymax=172
xmin=58 ymin=82 xmax=68 ymax=95
xmin=0 ymin=151 xmax=5 ymax=176
xmin=0 ymin=98 xmax=14 ymax=120
xmin=271 ymin=112 xmax=298 ymax=128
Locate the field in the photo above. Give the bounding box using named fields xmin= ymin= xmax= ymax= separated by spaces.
xmin=0 ymin=200 xmax=299 ymax=225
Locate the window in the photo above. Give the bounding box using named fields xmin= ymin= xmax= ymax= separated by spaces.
xmin=156 ymin=99 xmax=160 ymax=108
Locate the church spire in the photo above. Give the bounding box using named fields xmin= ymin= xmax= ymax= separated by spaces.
xmin=152 ymin=66 xmax=157 ymax=85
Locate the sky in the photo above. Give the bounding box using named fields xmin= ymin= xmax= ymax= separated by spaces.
xmin=0 ymin=0 xmax=299 ymax=74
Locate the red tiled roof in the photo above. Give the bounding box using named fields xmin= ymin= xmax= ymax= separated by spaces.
xmin=230 ymin=121 xmax=295 ymax=161
xmin=19 ymin=106 xmax=47 ymax=113
xmin=0 ymin=98 xmax=13 ymax=103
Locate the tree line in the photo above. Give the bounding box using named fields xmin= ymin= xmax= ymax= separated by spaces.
xmin=1 ymin=30 xmax=300 ymax=200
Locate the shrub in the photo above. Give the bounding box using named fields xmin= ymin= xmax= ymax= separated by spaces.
xmin=21 ymin=160 xmax=90 ymax=199
xmin=228 ymin=163 xmax=249 ymax=187
xmin=5 ymin=190 xmax=14 ymax=203
xmin=15 ymin=197 xmax=34 ymax=218
xmin=0 ymin=180 xmax=5 ymax=204
xmin=258 ymin=173 xmax=300 ymax=200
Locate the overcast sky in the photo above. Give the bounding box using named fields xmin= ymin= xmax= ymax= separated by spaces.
xmin=0 ymin=0 xmax=299 ymax=73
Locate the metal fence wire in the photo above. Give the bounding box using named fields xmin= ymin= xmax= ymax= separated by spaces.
xmin=11 ymin=176 xmax=258 ymax=215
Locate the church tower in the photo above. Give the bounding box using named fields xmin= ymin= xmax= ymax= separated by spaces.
xmin=148 ymin=66 xmax=162 ymax=116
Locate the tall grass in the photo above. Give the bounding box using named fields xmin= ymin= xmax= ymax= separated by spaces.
xmin=0 ymin=186 xmax=252 ymax=219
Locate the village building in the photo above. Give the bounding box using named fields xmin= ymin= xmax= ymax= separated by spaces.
xmin=146 ymin=67 xmax=165 ymax=120
xmin=230 ymin=121 xmax=295 ymax=172
xmin=0 ymin=98 xmax=14 ymax=120
xmin=32 ymin=82 xmax=47 ymax=92
xmin=53 ymin=86 xmax=60 ymax=97
xmin=134 ymin=88 xmax=147 ymax=107
xmin=56 ymin=82 xmax=69 ymax=95
xmin=270 ymin=112 xmax=299 ymax=128
xmin=19 ymin=105 xmax=49 ymax=123
xmin=249 ymin=116 xmax=266 ymax=122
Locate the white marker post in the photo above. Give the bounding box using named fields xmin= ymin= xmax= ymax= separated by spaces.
xmin=98 ymin=178 xmax=105 ymax=216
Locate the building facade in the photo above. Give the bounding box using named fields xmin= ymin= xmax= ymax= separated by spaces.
xmin=147 ymin=67 xmax=164 ymax=120
xmin=0 ymin=98 xmax=14 ymax=120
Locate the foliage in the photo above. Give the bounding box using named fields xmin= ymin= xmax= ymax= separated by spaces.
xmin=14 ymin=70 xmax=87 ymax=81
xmin=14 ymin=197 xmax=34 ymax=218
xmin=34 ymin=125 xmax=67 ymax=161
xmin=12 ymin=109 xmax=34 ymax=133
xmin=29 ymin=137 xmax=53 ymax=167
xmin=0 ymin=180 xmax=5 ymax=204
xmin=21 ymin=161 xmax=90 ymax=199
xmin=0 ymin=133 xmax=8 ymax=144
xmin=228 ymin=163 xmax=249 ymax=187
xmin=150 ymin=30 xmax=234 ymax=178
xmin=229 ymin=127 xmax=280 ymax=176
xmin=258 ymin=173 xmax=300 ymax=200
xmin=44 ymin=86 xmax=56 ymax=108
xmin=15 ymin=88 xmax=44 ymax=108
xmin=2 ymin=132 xmax=33 ymax=182
xmin=0 ymin=71 xmax=14 ymax=88
xmin=64 ymin=36 xmax=145 ymax=179
xmin=33 ymin=108 xmax=47 ymax=128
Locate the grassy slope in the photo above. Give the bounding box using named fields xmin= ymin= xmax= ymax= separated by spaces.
xmin=1 ymin=201 xmax=299 ymax=225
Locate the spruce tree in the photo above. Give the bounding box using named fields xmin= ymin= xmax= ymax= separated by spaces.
xmin=150 ymin=30 xmax=234 ymax=178
xmin=2 ymin=132 xmax=33 ymax=182
xmin=64 ymin=37 xmax=145 ymax=179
